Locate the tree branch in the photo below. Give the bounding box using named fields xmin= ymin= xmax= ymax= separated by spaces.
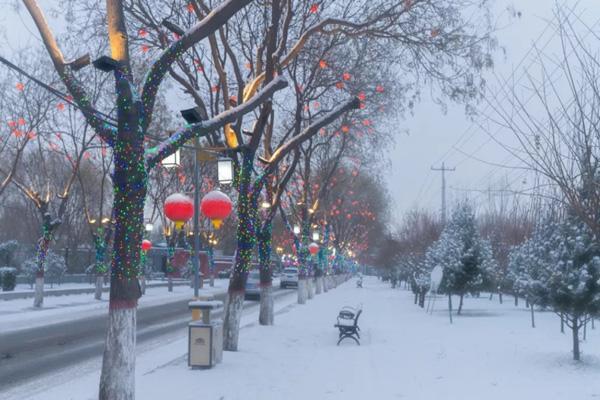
xmin=145 ymin=75 xmax=287 ymax=168
xmin=140 ymin=0 xmax=253 ymax=129
xmin=266 ymin=97 xmax=360 ymax=169
xmin=22 ymin=0 xmax=117 ymax=146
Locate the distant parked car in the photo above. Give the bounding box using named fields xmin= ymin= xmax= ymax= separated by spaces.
xmin=218 ymin=268 xmax=232 ymax=279
xmin=245 ymin=270 xmax=261 ymax=300
xmin=280 ymin=267 xmax=298 ymax=289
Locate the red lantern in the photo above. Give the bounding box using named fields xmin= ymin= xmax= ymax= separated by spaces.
xmin=141 ymin=239 xmax=152 ymax=252
xmin=200 ymin=190 xmax=233 ymax=229
xmin=308 ymin=242 xmax=319 ymax=255
xmin=164 ymin=193 xmax=194 ymax=229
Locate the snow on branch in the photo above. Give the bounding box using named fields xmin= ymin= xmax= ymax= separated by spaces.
xmin=141 ymin=0 xmax=253 ymax=129
xmin=22 ymin=0 xmax=117 ymax=146
xmin=265 ymin=97 xmax=360 ymax=171
xmin=145 ymin=75 xmax=288 ymax=169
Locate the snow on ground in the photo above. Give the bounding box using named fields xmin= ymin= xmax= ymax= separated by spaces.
xmin=7 ymin=276 xmax=600 ymax=400
xmin=0 ymin=280 xmax=230 ymax=334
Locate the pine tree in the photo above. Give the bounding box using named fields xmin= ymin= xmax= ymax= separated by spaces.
xmin=436 ymin=204 xmax=492 ymax=314
xmin=544 ymin=218 xmax=600 ymax=360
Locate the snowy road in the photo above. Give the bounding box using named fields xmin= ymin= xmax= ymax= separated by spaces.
xmin=0 ymin=285 xmax=291 ymax=391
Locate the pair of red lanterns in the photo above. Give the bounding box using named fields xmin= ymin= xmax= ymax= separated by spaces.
xmin=163 ymin=190 xmax=233 ymax=231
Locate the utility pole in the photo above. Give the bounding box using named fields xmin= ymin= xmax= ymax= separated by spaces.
xmin=431 ymin=162 xmax=455 ymax=225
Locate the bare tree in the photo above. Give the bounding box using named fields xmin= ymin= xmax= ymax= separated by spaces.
xmin=21 ymin=1 xmax=286 ymax=398
xmin=486 ymin=8 xmax=600 ymax=238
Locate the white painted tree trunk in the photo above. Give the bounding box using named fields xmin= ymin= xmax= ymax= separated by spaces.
xmin=223 ymin=291 xmax=245 ymax=351
xmin=99 ymin=307 xmax=136 ymax=400
xmin=315 ymin=276 xmax=323 ymax=294
xmin=323 ymin=276 xmax=329 ymax=292
xmin=168 ymin=276 xmax=173 ymax=292
xmin=33 ymin=277 xmax=44 ymax=308
xmin=259 ymin=285 xmax=274 ymax=326
xmin=140 ymin=276 xmax=146 ymax=295
xmin=297 ymin=279 xmax=308 ymax=304
xmin=307 ymin=278 xmax=315 ymax=299
xmin=95 ymin=276 xmax=104 ymax=300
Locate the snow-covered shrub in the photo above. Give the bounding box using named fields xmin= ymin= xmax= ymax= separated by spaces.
xmin=21 ymin=250 xmax=67 ymax=288
xmin=45 ymin=251 xmax=67 ymax=287
xmin=0 ymin=240 xmax=19 ymax=266
xmin=0 ymin=267 xmax=17 ymax=291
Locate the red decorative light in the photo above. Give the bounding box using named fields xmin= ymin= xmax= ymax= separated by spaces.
xmin=164 ymin=193 xmax=194 ymax=229
xmin=309 ymin=242 xmax=319 ymax=255
xmin=200 ymin=190 xmax=233 ymax=229
xmin=310 ymin=4 xmax=319 ymax=13
xmin=319 ymin=60 xmax=328 ymax=69
xmin=141 ymin=239 xmax=152 ymax=252
xmin=342 ymin=72 xmax=351 ymax=81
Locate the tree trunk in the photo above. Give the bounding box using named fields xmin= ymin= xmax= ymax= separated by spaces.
xmin=414 ymin=291 xmax=418 ymax=304
xmin=419 ymin=290 xmax=426 ymax=308
xmin=33 ymin=235 xmax=51 ymax=308
xmin=448 ymin=294 xmax=453 ymax=324
xmin=298 ymin=278 xmax=308 ymax=304
xmin=222 ymin=152 xmax=255 ymax=351
xmin=95 ymin=275 xmax=104 ymax=300
xmin=499 ymin=292 xmax=503 ymax=304
xmin=315 ymin=276 xmax=323 ymax=294
xmin=259 ymin=285 xmax=274 ymax=326
xmin=98 ymin=83 xmax=145 ymax=399
xmin=489 ymin=292 xmax=493 ymax=300
xmin=457 ymin=293 xmax=464 ymax=315
xmin=140 ymin=276 xmax=146 ymax=295
xmin=257 ymin=222 xmax=274 ymax=326
xmin=572 ymin=317 xmax=580 ymax=361
xmin=307 ymin=277 xmax=314 ymax=299
xmin=561 ymin=313 xmax=565 ymax=333
xmin=323 ymin=276 xmax=328 ymax=292
xmin=530 ymin=302 xmax=535 ymax=328
xmin=167 ymin=276 xmax=173 ymax=292
xmin=223 ymin=290 xmax=245 ymax=351
xmin=99 ymin=307 xmax=136 ymax=400
xmin=34 ymin=276 xmax=44 ymax=308
xmin=514 ymin=294 xmax=519 ymax=307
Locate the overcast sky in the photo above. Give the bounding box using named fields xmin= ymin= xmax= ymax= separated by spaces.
xmin=1 ymin=0 xmax=597 ymax=225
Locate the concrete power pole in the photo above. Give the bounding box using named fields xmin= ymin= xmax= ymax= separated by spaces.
xmin=431 ymin=162 xmax=455 ymax=225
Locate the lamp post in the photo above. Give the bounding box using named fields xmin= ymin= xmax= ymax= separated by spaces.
xmin=179 ymin=107 xmax=234 ymax=297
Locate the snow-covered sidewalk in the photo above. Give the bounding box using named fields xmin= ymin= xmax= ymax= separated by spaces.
xmin=7 ymin=276 xmax=600 ymax=399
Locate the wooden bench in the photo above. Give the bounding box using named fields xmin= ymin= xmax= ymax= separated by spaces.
xmin=334 ymin=306 xmax=362 ymax=345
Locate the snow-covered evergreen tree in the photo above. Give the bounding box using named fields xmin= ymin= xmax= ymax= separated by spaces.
xmin=544 ymin=217 xmax=600 ymax=360
xmin=434 ymin=203 xmax=493 ymax=314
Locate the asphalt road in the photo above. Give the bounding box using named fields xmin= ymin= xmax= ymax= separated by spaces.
xmin=0 ymin=287 xmax=292 ymax=388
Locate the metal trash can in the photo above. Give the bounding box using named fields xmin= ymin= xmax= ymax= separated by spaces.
xmin=188 ymin=300 xmax=223 ymax=368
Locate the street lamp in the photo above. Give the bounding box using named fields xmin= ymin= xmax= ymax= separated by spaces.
xmin=261 ymin=201 xmax=271 ymax=209
xmin=161 ymin=149 xmax=180 ymax=168
xmin=312 ymin=231 xmax=320 ymax=241
xmin=217 ymin=157 xmax=233 ymax=185
xmin=293 ymin=225 xmax=301 ymax=235
xmin=145 ymin=223 xmax=154 ymax=232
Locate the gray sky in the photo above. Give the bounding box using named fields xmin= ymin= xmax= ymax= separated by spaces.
xmin=387 ymin=0 xmax=600 ymax=222
xmin=1 ymin=0 xmax=597 ymax=224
